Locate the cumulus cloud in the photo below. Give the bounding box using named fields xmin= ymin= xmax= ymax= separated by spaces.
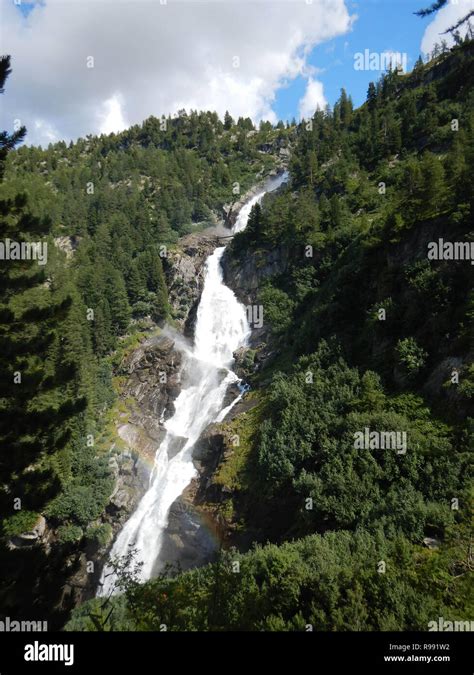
xmin=421 ymin=0 xmax=473 ymax=55
xmin=298 ymin=77 xmax=327 ymax=119
xmin=99 ymin=93 xmax=129 ymax=135
xmin=1 ymin=0 xmax=353 ymax=145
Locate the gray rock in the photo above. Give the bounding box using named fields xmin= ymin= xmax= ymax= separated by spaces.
xmin=9 ymin=515 xmax=47 ymax=549
xmin=166 ymin=234 xmax=219 ymax=335
xmin=167 ymin=434 xmax=188 ymax=460
xmin=156 ymin=494 xmax=217 ymax=573
xmin=110 ymin=487 xmax=134 ymax=511
xmin=192 ymin=423 xmax=226 ymax=465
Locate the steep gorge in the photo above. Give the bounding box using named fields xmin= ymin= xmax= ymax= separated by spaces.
xmin=94 ymin=171 xmax=288 ymax=594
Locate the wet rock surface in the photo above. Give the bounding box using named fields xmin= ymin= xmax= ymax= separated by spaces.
xmin=157 ymin=489 xmax=218 ymax=574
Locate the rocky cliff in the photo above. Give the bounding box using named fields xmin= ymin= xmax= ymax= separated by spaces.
xmin=61 ymin=333 xmax=185 ymax=607
xmin=221 ymin=243 xmax=290 ymax=308
xmin=165 ymin=233 xmax=220 ymax=336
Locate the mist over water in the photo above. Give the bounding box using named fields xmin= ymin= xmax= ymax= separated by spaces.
xmin=97 ymin=172 xmax=286 ymax=596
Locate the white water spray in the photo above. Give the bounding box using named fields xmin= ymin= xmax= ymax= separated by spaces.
xmin=98 ymin=172 xmax=286 ymax=596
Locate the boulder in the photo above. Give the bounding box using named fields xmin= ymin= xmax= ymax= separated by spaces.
xmin=9 ymin=515 xmax=47 ymax=548
xmin=193 ymin=424 xmax=227 ymax=466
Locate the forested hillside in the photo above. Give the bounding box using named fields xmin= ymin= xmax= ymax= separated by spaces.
xmin=0 ymin=59 xmax=286 ymax=625
xmin=68 ymin=37 xmax=473 ymax=631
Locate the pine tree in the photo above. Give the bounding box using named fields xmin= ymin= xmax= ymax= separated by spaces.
xmin=329 ymin=194 xmax=343 ymax=230
xmin=339 ymin=88 xmax=353 ymax=127
xmin=148 ymin=250 xmax=169 ymax=322
xmin=401 ymin=92 xmax=417 ymax=143
xmin=245 ymin=203 xmax=264 ymax=243
xmin=155 ymin=212 xmax=174 ymax=243
xmin=223 ymin=111 xmax=234 ymax=131
xmin=367 ymin=82 xmax=377 ymax=113
xmin=106 ymin=267 xmax=131 ymax=334
xmin=305 ymin=150 xmax=318 ymax=186
xmin=403 ymin=157 xmax=424 ymax=218
xmin=420 ymin=152 xmax=446 ymax=216
xmin=126 ymin=262 xmax=144 ymax=305
xmin=92 ymin=301 xmax=113 ymax=355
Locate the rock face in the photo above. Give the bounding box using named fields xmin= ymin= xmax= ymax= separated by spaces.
xmin=192 ymin=424 xmax=235 ymax=504
xmin=107 ymin=450 xmax=146 ymax=516
xmin=221 ymin=244 xmax=290 ymax=309
xmin=157 ymin=489 xmax=218 ymax=573
xmin=67 ymin=333 xmax=185 ymax=606
xmin=53 ymin=235 xmax=81 ymax=260
xmin=165 ymin=233 xmax=220 ymax=336
xmin=182 ymin=423 xmax=242 ymax=545
xmin=422 ymin=355 xmax=473 ymax=417
xmin=106 ymin=333 xmax=184 ymax=517
xmin=221 ymin=244 xmax=290 ymax=361
xmin=117 ymin=334 xmax=183 ymax=455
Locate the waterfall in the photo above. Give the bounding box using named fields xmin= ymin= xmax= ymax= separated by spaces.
xmin=97 ymin=172 xmax=287 ymax=596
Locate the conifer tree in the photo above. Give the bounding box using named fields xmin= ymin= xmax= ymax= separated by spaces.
xmin=223 ymin=111 xmax=234 ymax=130
xmin=0 ymin=56 xmax=85 ymax=520
xmin=245 ymin=203 xmax=264 ymax=243
xmin=367 ymin=82 xmax=378 ymax=112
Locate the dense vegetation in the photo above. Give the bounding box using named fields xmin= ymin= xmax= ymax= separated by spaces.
xmin=66 ymin=526 xmax=472 ymax=631
xmin=67 ymin=36 xmax=473 ymax=631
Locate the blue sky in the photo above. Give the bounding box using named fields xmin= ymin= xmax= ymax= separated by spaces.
xmin=274 ymin=0 xmax=433 ymax=120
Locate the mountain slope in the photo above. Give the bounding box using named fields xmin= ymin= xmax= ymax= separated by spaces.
xmin=67 ymin=39 xmax=473 ymax=631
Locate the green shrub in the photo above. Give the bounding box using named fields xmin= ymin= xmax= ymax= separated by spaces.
xmin=85 ymin=523 xmax=113 ymax=548
xmin=47 ymin=482 xmax=110 ymax=527
xmin=259 ymin=285 xmax=295 ymax=334
xmin=256 ymin=341 xmax=460 ymax=539
xmin=396 ymin=337 xmax=428 ymax=376
xmin=1 ymin=511 xmax=40 ymax=537
xmin=459 ymin=364 xmax=474 ymax=399
xmin=57 ymin=524 xmax=83 ymax=544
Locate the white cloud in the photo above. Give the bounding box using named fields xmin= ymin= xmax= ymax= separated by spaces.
xmin=421 ymin=0 xmax=473 ymax=55
xmin=298 ymin=77 xmax=327 ymax=119
xmin=1 ymin=0 xmax=353 ymax=146
xmin=33 ymin=119 xmax=59 ymax=143
xmin=99 ymin=93 xmax=129 ymax=135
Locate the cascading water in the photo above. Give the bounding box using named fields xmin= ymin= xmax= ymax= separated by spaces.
xmin=98 ymin=172 xmax=287 ymax=596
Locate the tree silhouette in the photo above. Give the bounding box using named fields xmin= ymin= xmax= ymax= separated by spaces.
xmin=415 ymin=0 xmax=474 ymax=35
